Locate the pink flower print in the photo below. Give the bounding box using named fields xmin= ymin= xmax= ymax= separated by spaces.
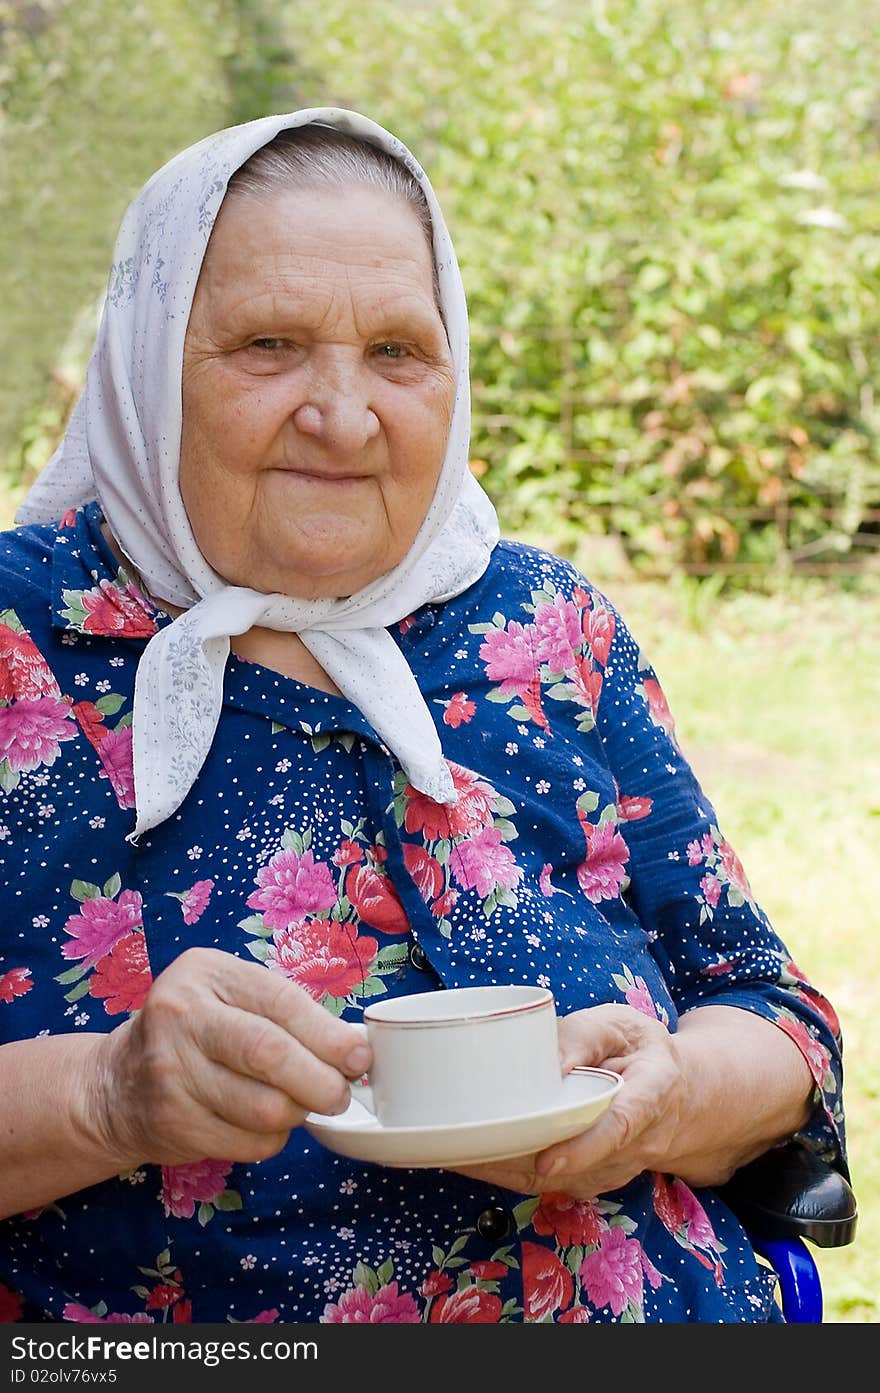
xmin=582 ymin=602 xmax=616 ymax=667
xmin=449 ymin=826 xmax=523 ymax=899
xmin=478 ymin=620 xmax=538 ymax=694
xmin=617 ymin=795 xmax=652 ymax=821
xmin=654 ymin=1175 xmax=720 ymax=1257
xmin=521 ymin=1242 xmax=574 ymax=1322
xmin=0 ymin=967 xmax=33 ymax=1003
xmin=719 ymin=839 xmax=752 ymax=900
xmin=62 ymin=1304 xmax=153 ymax=1324
xmin=539 ymin=863 xmax=556 ymax=896
xmin=0 ymin=696 xmax=77 ymax=772
xmin=579 ymin=1226 xmax=647 ymax=1318
xmin=576 ymin=820 xmax=630 ymax=904
xmin=686 ymin=839 xmax=704 ymax=866
xmin=642 ymin=678 xmax=676 ymax=739
xmin=161 ymin=1159 xmax=233 ymax=1219
xmin=0 ymin=624 xmax=60 ymax=701
xmin=266 ymin=920 xmax=378 ymax=1000
xmin=96 ymin=724 xmax=135 ymax=808
xmin=179 ymin=879 xmax=214 ymax=925
xmin=246 ymin=848 xmax=337 ymax=930
xmin=80 ymin=579 xmax=157 ymax=638
xmin=624 ymin=974 xmax=659 ymax=1018
xmin=322 ymin=1281 xmax=421 ymax=1323
xmin=442 ymin=692 xmax=476 ymax=728
xmin=61 ymin=888 xmax=144 ymax=970
xmin=533 ymin=594 xmax=582 ymax=671
xmin=700 ymin=873 xmax=722 ymax=908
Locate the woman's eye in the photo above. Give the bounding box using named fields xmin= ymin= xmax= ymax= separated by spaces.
xmin=375 ymin=343 xmax=407 ymax=359
xmin=251 ymin=337 xmax=287 ymax=351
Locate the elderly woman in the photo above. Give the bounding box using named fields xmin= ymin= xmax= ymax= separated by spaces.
xmin=0 ymin=109 xmax=845 ymax=1324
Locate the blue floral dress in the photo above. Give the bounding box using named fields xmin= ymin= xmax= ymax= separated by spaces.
xmin=0 ymin=504 xmax=845 ymax=1324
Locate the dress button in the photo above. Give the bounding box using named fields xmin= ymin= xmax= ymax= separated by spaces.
xmin=475 ymin=1206 xmax=512 ymax=1243
xmin=408 ymin=940 xmax=431 ymax=972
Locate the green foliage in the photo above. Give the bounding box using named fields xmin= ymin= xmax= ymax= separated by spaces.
xmin=282 ymin=0 xmax=880 ymax=573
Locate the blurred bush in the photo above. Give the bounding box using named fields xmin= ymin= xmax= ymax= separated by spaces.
xmin=2 ymin=0 xmax=879 ymax=576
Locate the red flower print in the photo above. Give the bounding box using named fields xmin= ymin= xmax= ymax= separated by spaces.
xmin=267 ymin=920 xmax=378 ymax=1000
xmin=347 ymin=864 xmax=410 ymax=935
xmin=443 ymin=692 xmax=476 ymax=728
xmin=332 ymin=840 xmax=364 ymax=867
xmin=534 ymin=1193 xmax=602 ymax=1249
xmin=161 ymin=1159 xmax=233 ymax=1219
xmin=642 ymin=678 xmax=676 ymax=738
xmin=569 ymin=657 xmax=603 ymax=715
xmin=89 ymin=932 xmax=152 ymax=1014
xmin=617 ymin=795 xmax=652 ymax=821
xmin=80 ymin=579 xmax=157 ymax=638
xmin=420 ymin=1270 xmax=453 ymax=1299
xmin=402 ymin=843 xmax=444 ymax=904
xmin=784 ymin=960 xmax=840 ymax=1036
xmin=521 ymin=1242 xmax=574 ymax=1322
xmin=468 ymin=1260 xmax=510 ymax=1282
xmin=59 ymin=508 xmax=77 ymax=528
xmin=431 ymin=889 xmax=458 ymax=918
xmin=0 ymin=696 xmax=77 ymax=773
xmin=0 ymin=624 xmax=60 ymax=701
xmin=582 ymin=602 xmax=616 ymax=667
xmin=246 ymin=848 xmax=337 ymax=930
xmin=576 ymin=819 xmax=630 ymax=904
xmin=0 ymin=967 xmax=33 ymax=1004
xmin=0 ymin=1283 xmax=23 ymax=1322
xmin=719 ymin=839 xmax=752 ymax=900
xmin=72 ymin=700 xmax=109 ymax=749
xmin=245 ymin=1309 xmax=279 ymax=1323
xmin=403 ymin=762 xmax=496 ymax=841
xmin=654 ymin=1176 xmax=719 ymax=1255
xmin=146 ymin=1284 xmax=182 ymax=1311
xmin=172 ymin=1300 xmax=193 ymax=1324
xmin=323 ymin=1281 xmax=421 ymax=1323
xmin=62 ymin=888 xmax=144 ymax=971
xmin=558 ymin=1307 xmax=591 ymax=1323
xmin=429 ymin=1286 xmax=504 ymax=1323
xmin=398 ymin=615 xmax=416 ymax=635
xmin=777 ymin=1016 xmax=833 ymax=1087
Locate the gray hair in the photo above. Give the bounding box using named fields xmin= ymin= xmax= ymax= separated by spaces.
xmin=226 ymin=124 xmax=440 ymax=302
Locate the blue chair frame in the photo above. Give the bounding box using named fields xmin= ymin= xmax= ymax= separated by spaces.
xmin=717 ymin=1141 xmax=858 ymax=1323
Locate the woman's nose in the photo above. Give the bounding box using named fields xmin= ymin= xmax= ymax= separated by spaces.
xmin=292 ymin=362 xmax=380 ymax=451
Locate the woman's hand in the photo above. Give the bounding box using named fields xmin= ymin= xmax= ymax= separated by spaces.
xmin=85 ymin=947 xmax=371 ymax=1169
xmin=452 ymin=1001 xmax=815 ymax=1199
xmin=453 ymin=1004 xmax=689 ymax=1198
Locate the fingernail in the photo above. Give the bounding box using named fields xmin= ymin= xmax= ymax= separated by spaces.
xmin=344 ymin=1043 xmax=371 ymax=1076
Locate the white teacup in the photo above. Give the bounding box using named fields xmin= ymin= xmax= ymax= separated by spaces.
xmin=352 ymin=984 xmax=562 ymax=1128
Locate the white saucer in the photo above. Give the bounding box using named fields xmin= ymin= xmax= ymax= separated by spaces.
xmin=303 ymin=1067 xmax=622 ymax=1169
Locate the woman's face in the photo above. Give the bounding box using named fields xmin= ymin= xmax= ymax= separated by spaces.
xmin=179 ymin=184 xmax=455 ymax=599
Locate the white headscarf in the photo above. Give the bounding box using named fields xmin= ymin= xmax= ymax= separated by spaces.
xmin=16 ymin=108 xmax=499 ymax=839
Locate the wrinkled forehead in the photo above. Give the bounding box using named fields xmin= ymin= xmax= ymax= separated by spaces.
xmin=116 ymin=115 xmax=448 ymax=334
